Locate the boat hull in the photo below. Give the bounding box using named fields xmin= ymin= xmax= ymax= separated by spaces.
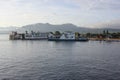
xmin=23 ymin=38 xmax=47 ymax=40
xmin=48 ymin=38 xmax=89 ymax=41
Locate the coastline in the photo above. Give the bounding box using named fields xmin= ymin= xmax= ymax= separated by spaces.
xmin=89 ymin=38 xmax=120 ymax=41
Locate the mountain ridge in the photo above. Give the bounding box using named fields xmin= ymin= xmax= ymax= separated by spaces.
xmin=0 ymin=23 xmax=120 ymax=34
xmin=19 ymin=23 xmax=120 ymax=33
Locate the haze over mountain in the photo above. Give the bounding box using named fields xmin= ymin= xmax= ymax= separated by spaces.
xmin=90 ymin=20 xmax=120 ymax=29
xmin=0 ymin=26 xmax=18 ymax=34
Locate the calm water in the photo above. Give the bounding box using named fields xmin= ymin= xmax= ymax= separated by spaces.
xmin=0 ymin=34 xmax=120 ymax=80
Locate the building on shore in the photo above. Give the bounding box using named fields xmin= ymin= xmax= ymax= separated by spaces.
xmin=9 ymin=31 xmax=23 ymax=40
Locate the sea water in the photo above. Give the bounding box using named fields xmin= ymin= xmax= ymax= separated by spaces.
xmin=0 ymin=34 xmax=120 ymax=80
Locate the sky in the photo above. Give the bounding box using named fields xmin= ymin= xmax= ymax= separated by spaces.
xmin=0 ymin=0 xmax=120 ymax=28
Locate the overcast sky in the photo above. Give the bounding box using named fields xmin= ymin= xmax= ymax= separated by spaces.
xmin=0 ymin=0 xmax=120 ymax=28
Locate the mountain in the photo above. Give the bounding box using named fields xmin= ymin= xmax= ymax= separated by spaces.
xmin=18 ymin=23 xmax=86 ymax=32
xmin=18 ymin=23 xmax=120 ymax=33
xmin=18 ymin=23 xmax=93 ymax=33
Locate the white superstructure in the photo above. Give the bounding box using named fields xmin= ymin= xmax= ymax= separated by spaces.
xmin=25 ymin=32 xmax=48 ymax=40
xmin=60 ymin=32 xmax=75 ymax=40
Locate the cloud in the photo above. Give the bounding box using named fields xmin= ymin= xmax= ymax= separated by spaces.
xmin=66 ymin=0 xmax=120 ymax=11
xmin=0 ymin=0 xmax=120 ymax=27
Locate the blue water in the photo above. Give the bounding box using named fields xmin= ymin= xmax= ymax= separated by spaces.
xmin=0 ymin=34 xmax=120 ymax=80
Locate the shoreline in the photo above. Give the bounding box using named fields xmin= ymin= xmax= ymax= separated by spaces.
xmin=89 ymin=38 xmax=120 ymax=41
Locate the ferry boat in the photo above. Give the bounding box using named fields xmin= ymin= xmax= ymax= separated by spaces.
xmin=48 ymin=31 xmax=89 ymax=41
xmin=9 ymin=31 xmax=48 ymax=40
